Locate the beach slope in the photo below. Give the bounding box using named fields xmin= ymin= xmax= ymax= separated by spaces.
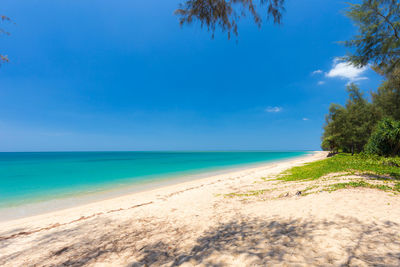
xmin=1 ymin=151 xmax=400 ymax=266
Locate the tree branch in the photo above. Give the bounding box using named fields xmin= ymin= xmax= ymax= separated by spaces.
xmin=373 ymin=5 xmax=400 ymax=41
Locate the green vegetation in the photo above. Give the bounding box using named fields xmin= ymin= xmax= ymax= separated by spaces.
xmin=321 ymin=84 xmax=379 ymax=154
xmin=225 ymin=153 xmax=400 ymax=200
xmin=280 ymin=153 xmax=400 ymax=181
xmin=225 ymin=188 xmax=274 ymax=198
xmin=322 ymin=1 xmax=400 ymax=156
xmin=175 ymin=0 xmax=285 ymax=39
xmin=372 ymin=67 xmax=400 ymax=121
xmin=326 ymin=181 xmax=395 ymax=193
xmin=277 ymin=154 xmax=400 ymax=195
xmin=345 ymin=0 xmax=400 ymax=74
xmin=365 ymin=118 xmax=400 ymax=156
xmin=321 ymin=81 xmax=400 ymax=155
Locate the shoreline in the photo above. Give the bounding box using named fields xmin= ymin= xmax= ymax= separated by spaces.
xmin=0 ymin=151 xmax=314 ymax=222
xmin=2 ymin=150 xmax=400 ymax=266
xmin=0 ymin=151 xmax=323 ymax=230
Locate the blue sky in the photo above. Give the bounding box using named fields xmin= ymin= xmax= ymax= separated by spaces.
xmin=0 ymin=0 xmax=383 ymax=151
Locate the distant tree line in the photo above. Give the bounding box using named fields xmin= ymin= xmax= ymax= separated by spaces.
xmin=322 ymin=0 xmax=400 ymax=157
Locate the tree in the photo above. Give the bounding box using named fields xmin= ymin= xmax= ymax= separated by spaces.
xmin=345 ymin=84 xmax=380 ymax=153
xmin=321 ymin=84 xmax=379 ymax=154
xmin=322 ymin=104 xmax=348 ymax=153
xmin=365 ymin=117 xmax=400 ymax=156
xmin=345 ymin=0 xmax=400 ymax=74
xmin=372 ymin=65 xmax=400 ymax=120
xmin=0 ymin=15 xmax=11 ymax=65
xmin=175 ymin=0 xmax=285 ymax=39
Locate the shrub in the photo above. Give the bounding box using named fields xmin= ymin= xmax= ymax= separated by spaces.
xmin=365 ymin=118 xmax=400 ymax=157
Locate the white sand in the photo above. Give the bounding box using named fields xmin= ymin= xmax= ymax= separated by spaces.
xmin=1 ymin=151 xmax=400 ymax=266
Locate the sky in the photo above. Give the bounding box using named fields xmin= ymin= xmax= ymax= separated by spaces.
xmin=0 ymin=0 xmax=383 ymax=151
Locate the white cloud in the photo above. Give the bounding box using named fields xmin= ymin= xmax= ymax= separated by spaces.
xmin=265 ymin=106 xmax=282 ymax=113
xmin=317 ymin=81 xmax=325 ymax=85
xmin=312 ymin=70 xmax=323 ymax=75
xmin=302 ymin=118 xmax=309 ymax=121
xmin=325 ymin=58 xmax=368 ymax=82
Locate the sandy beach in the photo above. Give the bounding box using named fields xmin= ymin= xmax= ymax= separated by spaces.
xmin=1 ymin=151 xmax=400 ymax=266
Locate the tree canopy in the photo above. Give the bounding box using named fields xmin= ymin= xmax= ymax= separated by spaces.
xmin=321 ymin=66 xmax=400 ymax=155
xmin=322 ymin=0 xmax=400 ymax=156
xmin=345 ymin=0 xmax=400 ymax=74
xmin=321 ymin=84 xmax=379 ymax=154
xmin=372 ymin=66 xmax=400 ymax=120
xmin=175 ymin=0 xmax=285 ymax=39
xmin=365 ymin=117 xmax=400 ymax=156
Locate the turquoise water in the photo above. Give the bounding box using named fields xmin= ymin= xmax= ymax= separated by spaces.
xmin=0 ymin=151 xmax=309 ymax=207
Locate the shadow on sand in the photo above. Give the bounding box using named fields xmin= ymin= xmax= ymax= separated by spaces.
xmin=2 ymin=214 xmax=399 ymax=266
xmin=128 ymin=216 xmax=400 ymax=266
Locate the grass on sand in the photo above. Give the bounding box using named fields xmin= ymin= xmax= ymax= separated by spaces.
xmin=280 ymin=153 xmax=400 ymax=194
xmin=225 ymin=153 xmax=400 ymax=200
xmin=280 ymin=153 xmax=400 ymax=182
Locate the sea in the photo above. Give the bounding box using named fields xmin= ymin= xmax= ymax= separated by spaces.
xmin=0 ymin=151 xmax=310 ymax=209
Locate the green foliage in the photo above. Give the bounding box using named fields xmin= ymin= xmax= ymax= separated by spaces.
xmin=365 ymin=117 xmax=400 ymax=156
xmin=175 ymin=0 xmax=285 ymax=39
xmin=321 ymin=68 xmax=400 ymax=155
xmin=372 ymin=66 xmax=400 ymax=120
xmin=321 ymin=84 xmax=379 ymax=154
xmin=280 ymin=153 xmax=400 ymax=181
xmin=225 ymin=188 xmax=273 ymax=198
xmin=323 ymin=1 xmax=400 ymax=153
xmin=344 ymin=0 xmax=400 ymax=73
xmin=326 ymin=181 xmax=398 ymax=192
